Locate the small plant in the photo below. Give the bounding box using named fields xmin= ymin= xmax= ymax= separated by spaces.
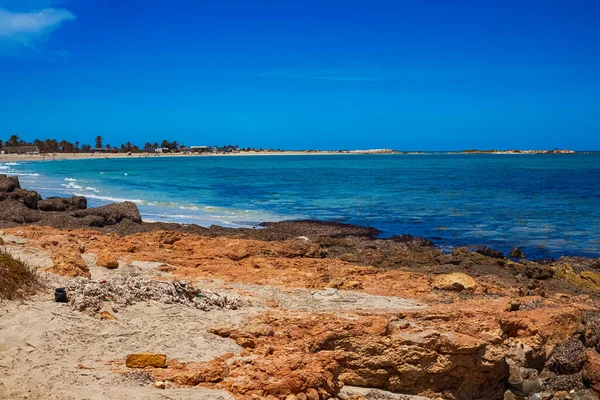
xmin=0 ymin=249 xmax=43 ymax=300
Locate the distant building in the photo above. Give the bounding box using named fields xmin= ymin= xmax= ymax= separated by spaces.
xmin=190 ymin=146 xmax=216 ymax=153
xmin=2 ymin=145 xmax=41 ymax=155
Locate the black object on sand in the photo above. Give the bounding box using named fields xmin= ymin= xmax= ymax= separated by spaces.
xmin=55 ymin=288 xmax=68 ymax=303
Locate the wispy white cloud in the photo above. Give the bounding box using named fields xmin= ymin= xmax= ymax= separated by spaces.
xmin=0 ymin=6 xmax=75 ymax=56
xmin=262 ymin=68 xmax=386 ymax=82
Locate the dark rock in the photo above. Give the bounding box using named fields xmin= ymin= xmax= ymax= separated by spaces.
xmin=547 ymin=338 xmax=587 ymax=374
xmin=543 ymin=371 xmax=585 ymax=392
xmin=583 ymin=312 xmax=600 ymax=352
xmin=0 ymin=200 xmax=42 ymax=224
xmin=254 ymin=220 xmax=380 ymax=240
xmin=390 ymin=234 xmax=434 ymax=247
xmin=525 ymin=264 xmax=555 ymax=280
xmin=38 ymin=196 xmax=87 ymax=211
xmin=71 ymin=201 xmax=142 ymax=225
xmin=0 ymin=174 xmax=20 ymax=192
xmin=7 ymin=189 xmax=42 ymax=209
xmin=472 ymin=245 xmax=505 ymax=259
xmin=510 ymin=247 xmax=526 ymax=259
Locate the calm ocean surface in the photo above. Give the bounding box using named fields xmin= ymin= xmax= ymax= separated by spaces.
xmin=2 ymin=153 xmax=599 ymax=259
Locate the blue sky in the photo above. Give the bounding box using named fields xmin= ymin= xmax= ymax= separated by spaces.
xmin=0 ymin=0 xmax=599 ymax=150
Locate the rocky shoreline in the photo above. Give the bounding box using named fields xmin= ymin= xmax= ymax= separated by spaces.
xmin=2 ymin=173 xmax=600 ymax=400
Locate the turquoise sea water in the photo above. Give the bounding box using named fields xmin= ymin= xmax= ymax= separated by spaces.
xmin=2 ymin=153 xmax=599 ymax=259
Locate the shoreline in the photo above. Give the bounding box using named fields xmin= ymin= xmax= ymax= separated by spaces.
xmin=0 ymin=149 xmax=588 ymax=163
xmin=1 ymin=151 xmax=400 ymax=163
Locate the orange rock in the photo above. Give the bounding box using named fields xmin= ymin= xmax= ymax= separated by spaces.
xmin=96 ymin=251 xmax=119 ymax=269
xmin=125 ymin=353 xmax=166 ymax=368
xmin=583 ymin=349 xmax=600 ymax=394
xmin=99 ymin=311 xmax=117 ymax=320
xmin=46 ymin=251 xmax=90 ymax=278
xmin=432 ymin=273 xmax=476 ymax=292
xmin=154 ymin=357 xmax=229 ymax=385
xmin=306 ymin=388 xmax=319 ymax=400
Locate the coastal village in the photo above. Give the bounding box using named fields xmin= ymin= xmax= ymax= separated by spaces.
xmin=0 ymin=135 xmax=577 ymax=157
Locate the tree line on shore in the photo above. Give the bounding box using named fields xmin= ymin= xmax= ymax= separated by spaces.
xmin=0 ymin=134 xmax=265 ymax=154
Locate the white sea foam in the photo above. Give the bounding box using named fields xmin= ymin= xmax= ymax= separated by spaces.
xmin=3 ymin=162 xmax=19 ymax=166
xmin=179 ymin=205 xmax=200 ymax=210
xmin=17 ymin=173 xmax=40 ymax=177
xmin=62 ymin=182 xmax=83 ymax=189
xmin=85 ymin=187 xmax=99 ymax=192
xmin=0 ymin=165 xmax=11 ymax=170
xmin=64 ymin=178 xmax=77 ymax=182
xmin=75 ymin=193 xmax=143 ymax=204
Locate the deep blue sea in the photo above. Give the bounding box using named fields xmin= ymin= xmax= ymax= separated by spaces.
xmin=2 ymin=153 xmax=599 ymax=259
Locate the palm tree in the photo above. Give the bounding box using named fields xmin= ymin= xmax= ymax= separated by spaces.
xmin=74 ymin=141 xmax=80 ymax=152
xmin=95 ymin=136 xmax=103 ymax=149
xmin=7 ymin=134 xmax=19 ymax=146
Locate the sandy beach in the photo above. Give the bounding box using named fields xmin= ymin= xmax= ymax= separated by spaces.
xmin=0 ymin=150 xmax=402 ymax=163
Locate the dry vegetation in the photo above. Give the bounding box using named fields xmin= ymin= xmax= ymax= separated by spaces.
xmin=0 ymin=249 xmax=44 ymax=300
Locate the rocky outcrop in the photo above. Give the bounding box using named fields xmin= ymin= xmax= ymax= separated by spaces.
xmin=38 ymin=196 xmax=87 ymax=211
xmin=0 ymin=174 xmax=20 ymax=192
xmin=71 ymin=202 xmax=142 ymax=225
xmin=150 ymin=303 xmax=587 ymax=400
xmin=0 ymin=175 xmax=142 ymax=230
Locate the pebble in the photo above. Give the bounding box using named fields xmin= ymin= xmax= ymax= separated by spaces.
xmin=152 ymin=381 xmax=166 ymax=389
